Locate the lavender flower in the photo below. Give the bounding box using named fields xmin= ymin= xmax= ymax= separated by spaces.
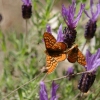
xmin=50 ymin=81 xmax=59 ymax=100
xmin=84 ymin=0 xmax=100 ymax=23
xmin=78 ymin=48 xmax=100 ymax=93
xmin=66 ymin=66 xmax=74 ymax=75
xmin=85 ymin=49 xmax=100 ymax=72
xmin=57 ymin=24 xmax=64 ymax=42
xmin=62 ymin=0 xmax=85 ymax=29
xmin=66 ymin=66 xmax=74 ymax=80
xmin=22 ymin=0 xmax=32 ymax=19
xmin=39 ymin=81 xmax=59 ymax=100
xmin=84 ymin=0 xmax=100 ymax=39
xmin=63 ymin=27 xmax=76 ymax=48
xmin=39 ymin=81 xmax=48 ymax=100
xmin=22 ymin=0 xmax=31 ymax=6
xmin=62 ymin=0 xmax=85 ymax=47
xmin=46 ymin=24 xmax=52 ymax=34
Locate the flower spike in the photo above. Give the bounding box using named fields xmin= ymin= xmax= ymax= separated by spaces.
xmin=66 ymin=66 xmax=74 ymax=80
xmin=22 ymin=0 xmax=31 ymax=6
xmin=39 ymin=81 xmax=59 ymax=100
xmin=22 ymin=0 xmax=32 ymax=19
xmin=39 ymin=81 xmax=48 ymax=100
xmin=62 ymin=0 xmax=85 ymax=28
xmin=62 ymin=0 xmax=85 ymax=47
xmin=78 ymin=48 xmax=100 ymax=93
xmin=46 ymin=24 xmax=52 ymax=34
xmin=84 ymin=0 xmax=100 ymax=39
xmin=50 ymin=81 xmax=59 ymax=100
xmin=84 ymin=0 xmax=100 ymax=22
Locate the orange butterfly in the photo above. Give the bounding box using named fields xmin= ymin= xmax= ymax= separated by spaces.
xmin=67 ymin=44 xmax=86 ymax=66
xmin=43 ymin=32 xmax=67 ymax=74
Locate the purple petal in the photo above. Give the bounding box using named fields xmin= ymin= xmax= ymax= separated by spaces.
xmin=46 ymin=24 xmax=52 ymax=34
xmin=71 ymin=0 xmax=76 ymax=16
xmin=62 ymin=1 xmax=85 ymax=28
xmin=90 ymin=0 xmax=94 ymax=16
xmin=86 ymin=48 xmax=100 ymax=71
xmin=57 ymin=24 xmax=64 ymax=42
xmin=62 ymin=5 xmax=69 ymax=20
xmin=22 ymin=0 xmax=31 ymax=6
xmin=50 ymin=81 xmax=59 ymax=100
xmin=39 ymin=81 xmax=48 ymax=100
xmin=86 ymin=50 xmax=91 ymax=63
xmin=86 ymin=50 xmax=93 ymax=71
xmin=84 ymin=0 xmax=100 ymax=22
xmin=66 ymin=66 xmax=74 ymax=75
xmin=92 ymin=4 xmax=100 ymax=22
xmin=73 ymin=4 xmax=85 ymax=27
xmin=92 ymin=58 xmax=100 ymax=72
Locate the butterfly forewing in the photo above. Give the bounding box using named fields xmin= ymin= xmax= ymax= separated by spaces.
xmin=43 ymin=32 xmax=56 ymax=50
xmin=44 ymin=32 xmax=67 ymax=53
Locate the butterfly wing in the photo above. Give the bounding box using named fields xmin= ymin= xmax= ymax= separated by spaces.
xmin=43 ymin=32 xmax=67 ymax=73
xmin=44 ymin=32 xmax=67 ymax=55
xmin=43 ymin=32 xmax=56 ymax=50
xmin=52 ymin=42 xmax=67 ymax=51
xmin=45 ymin=54 xmax=66 ymax=74
xmin=67 ymin=44 xmax=86 ymax=66
xmin=67 ymin=45 xmax=78 ymax=63
xmin=77 ymin=49 xmax=86 ymax=66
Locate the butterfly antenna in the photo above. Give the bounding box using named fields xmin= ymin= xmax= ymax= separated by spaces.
xmin=3 ymin=72 xmax=43 ymax=100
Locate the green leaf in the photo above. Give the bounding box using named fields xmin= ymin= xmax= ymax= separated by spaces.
xmin=18 ymin=88 xmax=23 ymax=100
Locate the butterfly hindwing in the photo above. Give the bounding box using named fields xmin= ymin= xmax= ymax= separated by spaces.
xmin=77 ymin=49 xmax=86 ymax=66
xmin=67 ymin=44 xmax=78 ymax=63
xmin=45 ymin=54 xmax=66 ymax=74
xmin=67 ymin=44 xmax=86 ymax=66
xmin=52 ymin=42 xmax=67 ymax=51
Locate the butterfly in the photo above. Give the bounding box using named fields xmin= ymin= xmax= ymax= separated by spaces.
xmin=67 ymin=44 xmax=86 ymax=66
xmin=43 ymin=32 xmax=67 ymax=74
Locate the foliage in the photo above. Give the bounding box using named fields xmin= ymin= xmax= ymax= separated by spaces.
xmin=0 ymin=0 xmax=100 ymax=100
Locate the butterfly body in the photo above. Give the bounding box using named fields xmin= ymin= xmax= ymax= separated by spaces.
xmin=43 ymin=32 xmax=67 ymax=74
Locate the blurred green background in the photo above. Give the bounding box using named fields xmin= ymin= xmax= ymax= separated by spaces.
xmin=0 ymin=0 xmax=100 ymax=100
